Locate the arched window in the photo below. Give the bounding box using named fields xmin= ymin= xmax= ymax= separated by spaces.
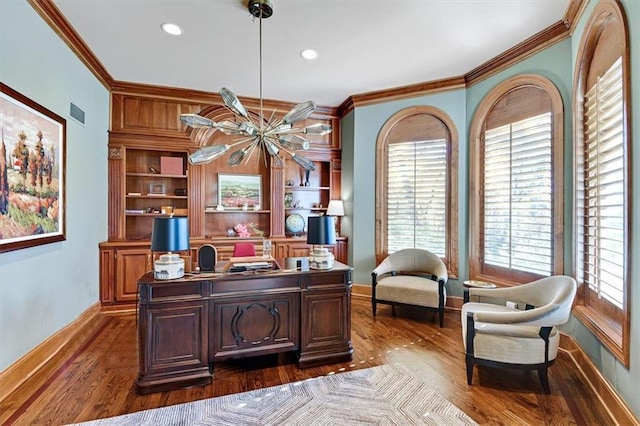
xmin=375 ymin=106 xmax=458 ymax=277
xmin=573 ymin=1 xmax=630 ymax=366
xmin=469 ymin=75 xmax=564 ymax=285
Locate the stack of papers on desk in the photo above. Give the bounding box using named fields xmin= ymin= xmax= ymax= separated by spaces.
xmin=232 ymin=261 xmax=272 ymax=270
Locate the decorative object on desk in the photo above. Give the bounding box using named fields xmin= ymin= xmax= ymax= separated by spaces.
xmin=285 ymin=213 xmax=305 ymax=237
xmin=262 ymin=239 xmax=272 ymax=259
xmin=148 ymin=182 xmax=166 ymax=195
xmin=197 ymin=244 xmax=217 ymax=272
xmin=307 ymin=215 xmax=336 ymax=269
xmin=218 ymin=173 xmax=261 ymax=208
xmin=0 ymin=83 xmax=66 ymax=254
xmin=179 ymin=0 xmax=331 ymax=171
xmin=326 ymin=199 xmax=345 ymax=238
xmin=226 ymin=228 xmax=236 ymax=237
xmin=284 ymin=192 xmax=293 ymax=207
xmin=151 ymin=216 xmax=189 ymax=280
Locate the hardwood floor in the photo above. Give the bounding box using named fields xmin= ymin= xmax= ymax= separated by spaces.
xmin=1 ymin=298 xmax=615 ymax=425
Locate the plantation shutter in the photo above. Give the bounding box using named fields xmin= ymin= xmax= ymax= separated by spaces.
xmin=483 ymin=112 xmax=553 ymax=275
xmin=387 ymin=139 xmax=446 ymax=256
xmin=582 ymin=57 xmax=625 ymax=309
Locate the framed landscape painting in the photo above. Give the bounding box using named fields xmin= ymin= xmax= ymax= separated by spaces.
xmin=0 ymin=83 xmax=66 ymax=253
xmin=217 ymin=173 xmax=262 ymax=209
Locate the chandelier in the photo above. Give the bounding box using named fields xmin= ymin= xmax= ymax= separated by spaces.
xmin=180 ymin=0 xmax=331 ymax=171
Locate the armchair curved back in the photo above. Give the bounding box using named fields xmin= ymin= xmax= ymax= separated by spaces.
xmin=373 ymin=248 xmax=447 ymax=282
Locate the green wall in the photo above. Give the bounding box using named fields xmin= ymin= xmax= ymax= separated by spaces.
xmin=342 ymin=0 xmax=638 ymax=416
xmin=0 ymin=1 xmax=109 ymax=370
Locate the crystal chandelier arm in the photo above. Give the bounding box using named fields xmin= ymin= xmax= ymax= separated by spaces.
xmin=188 ymin=138 xmax=251 ymax=165
xmin=303 ymin=123 xmax=332 ymax=135
xmin=281 ymin=101 xmax=317 ymax=125
xmin=219 ymin=87 xmax=250 ymax=119
xmin=180 ymin=114 xmax=215 ymax=128
xmin=278 ymin=134 xmax=310 ymax=150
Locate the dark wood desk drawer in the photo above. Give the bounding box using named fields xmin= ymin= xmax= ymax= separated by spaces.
xmin=211 ymin=293 xmax=300 ymax=360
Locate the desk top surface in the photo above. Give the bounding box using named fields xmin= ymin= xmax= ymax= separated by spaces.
xmin=139 ymin=258 xmax=352 ymax=284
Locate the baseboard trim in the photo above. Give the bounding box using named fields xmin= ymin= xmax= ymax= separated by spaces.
xmin=0 ymin=302 xmax=101 ymax=405
xmin=558 ymin=335 xmax=638 ymax=425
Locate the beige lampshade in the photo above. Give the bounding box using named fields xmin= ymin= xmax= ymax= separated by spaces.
xmin=326 ymin=200 xmax=344 ymax=216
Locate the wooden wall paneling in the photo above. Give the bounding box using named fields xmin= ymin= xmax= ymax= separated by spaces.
xmin=107 ymin=147 xmax=125 ymax=240
xmin=189 ymin=165 xmax=205 ymax=238
xmin=99 ymin=246 xmax=114 ymax=304
xmin=271 ymin=158 xmax=285 ymax=238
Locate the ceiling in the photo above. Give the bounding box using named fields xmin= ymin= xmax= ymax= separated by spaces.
xmin=52 ymin=0 xmax=571 ymax=107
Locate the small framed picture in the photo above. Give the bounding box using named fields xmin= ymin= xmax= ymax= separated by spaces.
xmin=148 ymin=183 xmax=166 ymax=195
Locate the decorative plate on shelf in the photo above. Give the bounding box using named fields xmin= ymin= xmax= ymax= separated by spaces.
xmin=285 ymin=213 xmax=305 ymax=236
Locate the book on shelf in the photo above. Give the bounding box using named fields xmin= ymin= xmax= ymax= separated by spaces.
xmin=125 ymin=209 xmax=145 ymax=214
xmin=127 ymin=192 xmax=142 ymax=196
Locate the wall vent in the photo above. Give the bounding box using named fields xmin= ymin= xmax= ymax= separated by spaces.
xmin=69 ymin=102 xmax=85 ymax=125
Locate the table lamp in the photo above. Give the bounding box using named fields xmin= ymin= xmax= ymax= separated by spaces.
xmin=151 ymin=216 xmax=189 ymax=280
xmin=307 ymin=215 xmax=336 ymax=270
xmin=326 ymin=200 xmax=344 ymax=238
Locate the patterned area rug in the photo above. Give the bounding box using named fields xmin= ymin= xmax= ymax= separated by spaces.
xmin=71 ymin=364 xmax=477 ymax=425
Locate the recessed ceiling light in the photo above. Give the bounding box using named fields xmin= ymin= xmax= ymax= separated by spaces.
xmin=161 ymin=22 xmax=183 ymax=36
xmin=300 ymin=49 xmax=318 ymax=60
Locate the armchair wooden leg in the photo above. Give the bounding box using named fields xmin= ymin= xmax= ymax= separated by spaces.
xmin=466 ymin=355 xmax=474 ymax=385
xmin=438 ymin=307 xmax=444 ymax=327
xmin=391 ymin=305 xmax=396 ymax=316
xmin=372 ymin=299 xmax=377 ymax=316
xmin=537 ymin=366 xmax=551 ymax=394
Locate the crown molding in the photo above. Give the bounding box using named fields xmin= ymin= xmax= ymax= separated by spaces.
xmin=28 ymin=0 xmax=113 ymax=89
xmin=338 ymin=77 xmax=466 ymax=117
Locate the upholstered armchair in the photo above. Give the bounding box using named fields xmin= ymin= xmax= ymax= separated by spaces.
xmin=461 ymin=275 xmax=577 ymax=393
xmin=371 ymin=248 xmax=448 ymax=327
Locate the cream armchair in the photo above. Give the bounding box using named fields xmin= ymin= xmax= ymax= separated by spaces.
xmin=461 ymin=275 xmax=577 ymax=393
xmin=371 ymin=248 xmax=448 ymax=327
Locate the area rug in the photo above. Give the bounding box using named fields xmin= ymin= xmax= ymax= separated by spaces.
xmin=70 ymin=364 xmax=477 ymax=425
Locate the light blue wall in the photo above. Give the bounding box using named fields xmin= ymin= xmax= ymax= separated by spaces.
xmin=0 ymin=1 xmax=109 ymax=370
xmin=342 ymin=0 xmax=638 ymax=416
xmin=346 ymin=90 xmax=467 ymax=287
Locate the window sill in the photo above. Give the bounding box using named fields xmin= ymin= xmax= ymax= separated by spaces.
xmin=573 ymin=304 xmax=628 ymax=367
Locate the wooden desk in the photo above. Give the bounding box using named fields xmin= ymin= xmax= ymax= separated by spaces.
xmin=135 ymin=260 xmax=353 ymax=394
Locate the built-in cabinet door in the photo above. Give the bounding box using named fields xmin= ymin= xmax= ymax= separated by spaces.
xmin=299 ymin=271 xmax=353 ymax=368
xmin=116 ymin=249 xmax=151 ymax=302
xmin=136 ymin=299 xmax=210 ymax=394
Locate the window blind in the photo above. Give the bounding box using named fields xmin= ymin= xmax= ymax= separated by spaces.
xmin=582 ymin=57 xmax=625 ymax=309
xmin=483 ymin=112 xmax=553 ymax=276
xmin=387 ymin=139 xmax=446 ymax=256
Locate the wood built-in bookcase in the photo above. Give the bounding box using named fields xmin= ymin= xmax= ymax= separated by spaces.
xmin=99 ymin=83 xmax=346 ymax=307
